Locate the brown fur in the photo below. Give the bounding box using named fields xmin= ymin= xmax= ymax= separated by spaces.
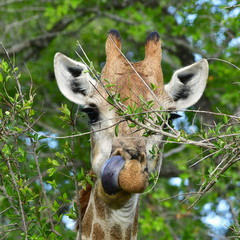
xmin=133 ymin=204 xmax=139 ymax=236
xmin=94 ymin=189 xmax=106 ymax=219
xmin=76 ymin=170 xmax=96 ymax=230
xmin=78 ymin=184 xmax=92 ymax=222
xmin=125 ymin=225 xmax=132 ymax=240
xmin=92 ymin=223 xmax=105 ymax=240
xmin=81 ymin=204 xmax=93 ymax=238
xmin=119 ymin=159 xmax=148 ymax=193
xmin=105 ymin=30 xmax=122 ymax=62
xmin=101 ymin=32 xmax=173 ymax=109
xmin=98 ymin=181 xmax=132 ymax=209
xmin=79 ymin=31 xmax=175 ymax=239
xmin=110 ymin=224 xmax=123 ymax=240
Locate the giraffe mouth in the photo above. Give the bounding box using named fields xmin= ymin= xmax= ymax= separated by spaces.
xmin=101 ymin=152 xmax=149 ymax=195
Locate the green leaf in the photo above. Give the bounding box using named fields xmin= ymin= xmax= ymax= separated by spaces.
xmin=223 ymin=114 xmax=228 ymax=124
xmin=115 ymin=123 xmax=119 ymax=136
xmin=0 ymin=72 xmax=3 ymax=83
xmin=213 ymin=149 xmax=224 ymax=158
xmin=107 ymin=96 xmax=115 ymax=105
xmin=128 ymin=123 xmax=136 ymax=128
xmin=60 ymin=104 xmax=71 ymax=117
xmin=47 ymin=168 xmax=57 ymax=177
xmin=150 ymin=83 xmax=157 ymax=91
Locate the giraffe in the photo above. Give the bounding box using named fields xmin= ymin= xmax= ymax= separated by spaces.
xmin=53 ymin=30 xmax=208 ymax=239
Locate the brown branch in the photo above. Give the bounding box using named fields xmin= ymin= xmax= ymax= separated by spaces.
xmin=0 ymin=0 xmax=34 ymax=7
xmin=186 ymin=151 xmax=240 ymax=209
xmin=0 ymin=7 xmax=45 ymax=12
xmin=0 ymin=11 xmax=84 ymax=56
xmin=4 ymin=15 xmax=40 ymax=33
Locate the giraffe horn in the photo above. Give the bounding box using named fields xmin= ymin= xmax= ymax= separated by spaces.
xmin=105 ymin=29 xmax=122 ymax=63
xmin=144 ymin=31 xmax=162 ymax=63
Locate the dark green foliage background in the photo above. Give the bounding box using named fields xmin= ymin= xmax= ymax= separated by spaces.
xmin=0 ymin=0 xmax=239 ymax=239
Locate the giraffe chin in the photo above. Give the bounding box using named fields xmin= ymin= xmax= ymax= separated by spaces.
xmin=101 ymin=155 xmax=125 ymax=195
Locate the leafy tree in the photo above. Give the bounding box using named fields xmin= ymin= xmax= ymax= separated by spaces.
xmin=0 ymin=0 xmax=239 ymax=239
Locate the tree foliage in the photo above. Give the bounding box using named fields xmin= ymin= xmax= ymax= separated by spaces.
xmin=0 ymin=0 xmax=239 ymax=239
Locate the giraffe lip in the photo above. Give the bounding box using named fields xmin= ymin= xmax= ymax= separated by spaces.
xmin=101 ymin=155 xmax=125 ymax=195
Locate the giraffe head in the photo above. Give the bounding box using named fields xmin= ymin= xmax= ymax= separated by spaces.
xmin=54 ymin=29 xmax=208 ymax=210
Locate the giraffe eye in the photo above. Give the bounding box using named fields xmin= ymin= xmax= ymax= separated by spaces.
xmin=82 ymin=104 xmax=99 ymax=124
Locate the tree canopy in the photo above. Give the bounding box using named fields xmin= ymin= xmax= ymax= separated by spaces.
xmin=0 ymin=0 xmax=239 ymax=239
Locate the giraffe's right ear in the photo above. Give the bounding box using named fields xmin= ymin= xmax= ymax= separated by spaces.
xmin=54 ymin=53 xmax=96 ymax=105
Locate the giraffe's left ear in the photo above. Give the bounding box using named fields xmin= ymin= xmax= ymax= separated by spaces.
xmin=54 ymin=53 xmax=96 ymax=106
xmin=165 ymin=59 xmax=208 ymax=109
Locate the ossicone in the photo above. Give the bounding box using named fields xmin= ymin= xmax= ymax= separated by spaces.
xmin=145 ymin=31 xmax=162 ymax=62
xmin=105 ymin=29 xmax=122 ymax=61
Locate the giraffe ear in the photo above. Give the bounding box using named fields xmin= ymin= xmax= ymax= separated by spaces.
xmin=54 ymin=53 xmax=96 ymax=105
xmin=165 ymin=59 xmax=208 ymax=109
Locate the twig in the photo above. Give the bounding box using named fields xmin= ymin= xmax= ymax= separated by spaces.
xmin=207 ymin=58 xmax=240 ymax=71
xmin=30 ymin=140 xmax=61 ymax=236
xmin=189 ymin=149 xmax=221 ymax=168
xmin=27 ymin=119 xmax=125 ymax=139
xmin=224 ymin=4 xmax=240 ymax=9
xmin=0 ymin=150 xmax=28 ymax=237
xmin=186 ymin=152 xmax=240 ymax=209
xmin=0 ymin=0 xmax=32 ymax=7
xmin=163 ymin=145 xmax=186 ymax=158
xmin=0 ymin=43 xmax=24 ymax=100
xmin=158 ymin=192 xmax=204 ymax=202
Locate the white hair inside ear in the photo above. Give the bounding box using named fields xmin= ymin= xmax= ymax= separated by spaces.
xmin=165 ymin=59 xmax=208 ymax=109
xmin=54 ymin=53 xmax=97 ymax=106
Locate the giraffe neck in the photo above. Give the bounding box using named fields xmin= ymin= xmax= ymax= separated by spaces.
xmin=80 ymin=181 xmax=139 ymax=240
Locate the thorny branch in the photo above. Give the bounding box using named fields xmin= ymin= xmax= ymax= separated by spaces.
xmin=186 ymin=150 xmax=240 ymax=209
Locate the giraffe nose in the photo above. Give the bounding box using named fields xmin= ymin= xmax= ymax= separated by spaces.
xmin=101 ymin=149 xmax=149 ymax=195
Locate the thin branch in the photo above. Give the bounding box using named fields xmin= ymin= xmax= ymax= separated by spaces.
xmin=30 ymin=140 xmax=61 ymax=236
xmin=0 ymin=7 xmax=45 ymax=12
xmin=27 ymin=119 xmax=125 ymax=139
xmin=0 ymin=0 xmax=32 ymax=7
xmin=186 ymin=152 xmax=240 ymax=209
xmin=158 ymin=191 xmax=204 ymax=202
xmin=163 ymin=145 xmax=186 ymax=158
xmin=189 ymin=149 xmax=221 ymax=168
xmin=0 ymin=43 xmax=24 ymax=99
xmin=0 ymin=185 xmax=19 ymax=215
xmin=4 ymin=15 xmax=40 ymax=32
xmin=207 ymin=58 xmax=240 ymax=71
xmin=0 ymin=150 xmax=28 ymax=236
xmin=98 ymin=11 xmax=137 ymax=25
xmin=224 ymin=4 xmax=240 ymax=9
